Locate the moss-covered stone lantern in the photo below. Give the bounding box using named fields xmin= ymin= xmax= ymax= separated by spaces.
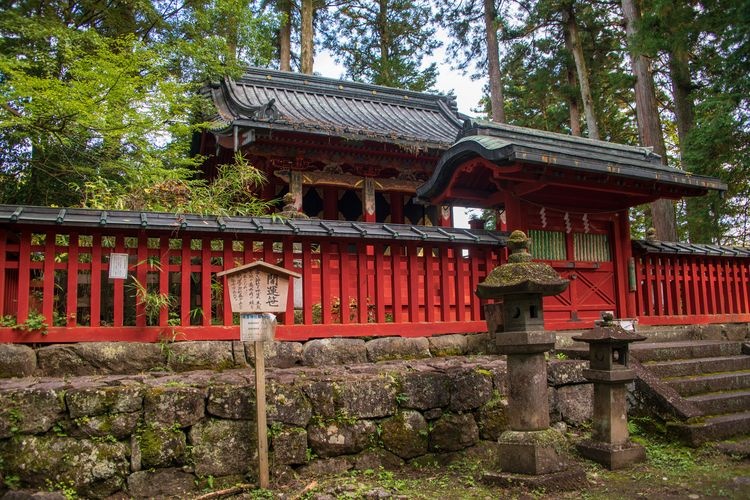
xmin=572 ymin=312 xmax=647 ymax=469
xmin=476 ymin=230 xmax=568 ymax=354
xmin=478 ymin=231 xmax=583 ymax=488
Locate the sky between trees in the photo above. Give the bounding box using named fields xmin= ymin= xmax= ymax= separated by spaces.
xmin=0 ymin=0 xmax=748 ymax=244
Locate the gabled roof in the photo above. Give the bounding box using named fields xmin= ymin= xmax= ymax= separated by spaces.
xmin=416 ymin=120 xmax=727 ymax=208
xmin=205 ymin=67 xmax=466 ymax=149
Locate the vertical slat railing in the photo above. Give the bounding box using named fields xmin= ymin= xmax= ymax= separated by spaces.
xmin=113 ymin=236 xmax=126 ymax=327
xmin=180 ymin=238 xmax=191 ymax=326
xmin=391 ymin=244 xmax=403 ymax=323
xmin=66 ymin=232 xmax=79 ymax=326
xmin=424 ymin=245 xmax=435 ymax=323
xmin=634 ymin=250 xmax=750 ymax=321
xmin=407 ymin=243 xmax=419 ymax=323
xmin=0 ymin=222 xmax=507 ymax=340
xmin=159 ymin=236 xmax=171 ymax=327
xmin=0 ymin=229 xmax=5 ymax=317
xmin=357 ymin=242 xmax=368 ymax=324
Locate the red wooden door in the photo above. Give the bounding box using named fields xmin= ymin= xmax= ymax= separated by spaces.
xmin=530 ymin=228 xmax=618 ymax=329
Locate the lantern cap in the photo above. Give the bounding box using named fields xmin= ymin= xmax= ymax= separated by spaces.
xmin=217 ymin=260 xmax=301 ymax=279
xmin=572 ymin=313 xmax=646 ymax=344
xmin=476 ymin=230 xmax=568 ymax=299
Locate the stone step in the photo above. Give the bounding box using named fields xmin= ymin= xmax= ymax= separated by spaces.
xmin=631 ymin=341 xmax=742 ymax=362
xmin=666 ymin=371 xmax=750 ymax=397
xmin=559 ymin=340 xmax=743 ymax=362
xmin=670 ymin=411 xmax=750 ymax=447
xmin=644 ymin=356 xmax=750 ymax=378
xmin=686 ymin=389 xmax=750 ymax=415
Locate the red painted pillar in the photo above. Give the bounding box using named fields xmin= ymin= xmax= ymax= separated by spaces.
xmin=504 ymin=190 xmax=524 ymax=231
xmin=615 ymin=209 xmax=637 ymax=318
xmin=324 ymin=187 xmax=338 ymax=220
xmin=390 ymin=193 xmax=404 ymax=224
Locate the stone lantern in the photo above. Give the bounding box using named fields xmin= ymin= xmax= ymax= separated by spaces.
xmin=572 ymin=312 xmax=646 ymax=469
xmin=477 ymin=230 xmax=583 ymax=488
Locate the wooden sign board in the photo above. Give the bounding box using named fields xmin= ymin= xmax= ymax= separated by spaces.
xmin=218 ymin=261 xmax=301 ymax=314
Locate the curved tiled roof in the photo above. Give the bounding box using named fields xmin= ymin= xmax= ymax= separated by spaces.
xmin=206 ymin=67 xmax=466 ymax=149
xmin=416 ymin=119 xmax=727 ymax=202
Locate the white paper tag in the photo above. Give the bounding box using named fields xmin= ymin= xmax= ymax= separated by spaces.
xmin=108 ymin=253 xmax=129 ymax=279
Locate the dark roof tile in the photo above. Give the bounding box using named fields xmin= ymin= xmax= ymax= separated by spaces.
xmin=206 ymin=67 xmax=465 ymax=148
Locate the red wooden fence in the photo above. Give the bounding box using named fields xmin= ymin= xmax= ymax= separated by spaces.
xmin=0 ymin=209 xmax=504 ymax=343
xmin=633 ymin=244 xmax=750 ymax=325
xmin=2 ymin=206 xmax=750 ymax=343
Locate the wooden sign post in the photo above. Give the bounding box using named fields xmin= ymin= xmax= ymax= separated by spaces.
xmin=217 ymin=261 xmax=301 ymax=490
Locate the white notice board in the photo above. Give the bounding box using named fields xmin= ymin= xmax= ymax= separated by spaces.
xmin=108 ymin=253 xmax=129 ymax=279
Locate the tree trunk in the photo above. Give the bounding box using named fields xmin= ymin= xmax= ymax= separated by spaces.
xmin=566 ymin=65 xmax=581 ymax=136
xmin=377 ymin=0 xmax=390 ymax=84
xmin=483 ymin=0 xmax=505 ymax=123
xmin=563 ymin=4 xmax=599 ymax=140
xmin=621 ymin=0 xmax=677 ymax=241
xmin=300 ymin=0 xmax=314 ymax=74
xmin=279 ymin=0 xmax=292 ymax=71
xmin=562 ymin=8 xmax=581 ymax=136
xmin=670 ymin=48 xmax=694 ymax=163
xmin=669 ymin=19 xmax=702 ymax=241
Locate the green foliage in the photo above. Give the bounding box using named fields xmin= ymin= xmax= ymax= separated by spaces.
xmin=0 ymin=312 xmax=49 ymax=334
xmin=323 ymin=0 xmax=439 ymax=91
xmin=0 ymin=0 xmax=279 ymax=208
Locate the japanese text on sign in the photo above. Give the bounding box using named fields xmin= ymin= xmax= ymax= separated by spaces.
xmin=227 ymin=270 xmax=287 ymax=313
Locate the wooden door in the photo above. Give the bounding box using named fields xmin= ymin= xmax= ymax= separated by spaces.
xmin=530 ymin=228 xmax=618 ymax=329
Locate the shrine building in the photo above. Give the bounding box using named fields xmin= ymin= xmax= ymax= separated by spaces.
xmin=198 ymin=67 xmax=726 ymax=328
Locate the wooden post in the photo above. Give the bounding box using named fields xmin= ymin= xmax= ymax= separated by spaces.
xmin=216 ymin=261 xmax=300 ymax=491
xmin=254 ymin=340 xmax=269 ymax=489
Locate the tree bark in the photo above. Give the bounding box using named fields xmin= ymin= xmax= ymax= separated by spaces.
xmin=279 ymin=0 xmax=292 ymax=71
xmin=566 ymin=66 xmax=581 ymax=136
xmin=563 ymin=3 xmax=599 ymax=140
xmin=377 ymin=0 xmax=390 ymax=84
xmin=300 ymin=0 xmax=314 ymax=74
xmin=621 ymin=0 xmax=677 ymax=241
xmin=670 ymin=48 xmax=694 ymax=163
xmin=484 ymin=0 xmax=505 ymax=123
xmin=562 ymin=5 xmax=581 ymax=136
xmin=669 ymin=12 xmax=701 ymax=241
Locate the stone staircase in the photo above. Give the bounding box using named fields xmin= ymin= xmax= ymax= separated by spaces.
xmin=634 ymin=340 xmax=750 ymax=446
xmin=559 ymin=333 xmax=750 ymax=447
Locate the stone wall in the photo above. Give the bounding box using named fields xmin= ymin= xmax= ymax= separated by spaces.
xmin=0 ymin=334 xmax=500 ymax=379
xmin=0 ymin=344 xmax=592 ymax=498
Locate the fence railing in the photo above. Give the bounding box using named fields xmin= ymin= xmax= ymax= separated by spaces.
xmin=0 ymin=206 xmax=505 ymax=343
xmin=632 ymin=240 xmax=750 ymax=325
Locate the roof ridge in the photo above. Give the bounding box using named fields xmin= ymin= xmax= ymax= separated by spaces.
xmin=466 ymin=119 xmax=663 ymax=161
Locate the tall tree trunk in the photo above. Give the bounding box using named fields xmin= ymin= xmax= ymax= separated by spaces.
xmin=562 ymin=3 xmax=599 ymax=140
xmin=483 ymin=0 xmax=505 ymax=123
xmin=669 ymin=22 xmax=701 ymax=241
xmin=566 ymin=65 xmax=582 ymax=136
xmin=279 ymin=0 xmax=292 ymax=71
xmin=562 ymin=6 xmax=581 ymax=136
xmin=621 ymin=0 xmax=677 ymax=241
xmin=300 ymin=0 xmax=314 ymax=74
xmin=670 ymin=48 xmax=694 ymax=163
xmin=377 ymin=0 xmax=390 ymax=84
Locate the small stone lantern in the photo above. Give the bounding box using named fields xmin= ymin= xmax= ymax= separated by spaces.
xmin=477 ymin=231 xmax=583 ymax=488
xmin=573 ymin=312 xmax=647 ymax=469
